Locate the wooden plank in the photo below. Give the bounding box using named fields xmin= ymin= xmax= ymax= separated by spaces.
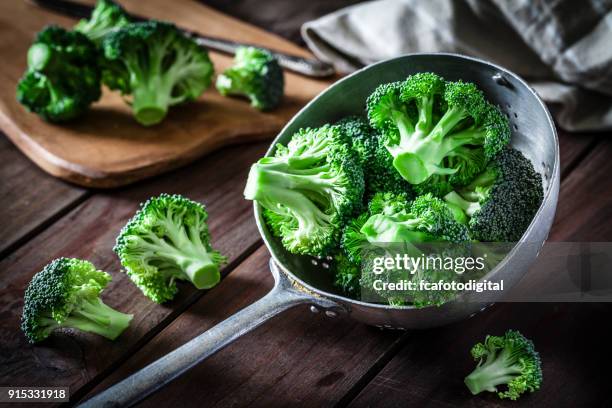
xmin=0 ymin=142 xmax=267 ymax=402
xmin=550 ymin=137 xmax=612 ymax=241
xmin=557 ymin=129 xmax=598 ymax=179
xmin=347 ymin=302 xmax=612 ymax=408
xmin=0 ymin=135 xmax=87 ymax=257
xmin=82 ymin=130 xmax=602 ymax=405
xmin=0 ymin=0 xmax=331 ymax=187
xmin=346 ymin=138 xmax=612 ymax=407
xmin=85 ymin=246 xmax=404 ymax=407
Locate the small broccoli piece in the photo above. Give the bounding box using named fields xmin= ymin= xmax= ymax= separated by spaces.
xmin=16 ymin=26 xmax=101 ymax=122
xmin=443 ymin=148 xmax=544 ymax=241
xmin=75 ymin=0 xmax=130 ymax=43
xmin=332 ymin=251 xmax=361 ymax=296
xmin=21 ymin=258 xmax=132 ymax=343
xmin=114 ymin=194 xmax=226 ymax=303
xmin=244 ymin=125 xmax=364 ymax=256
xmin=337 ymin=192 xmax=469 ymax=305
xmin=366 ymin=73 xmax=510 ymax=185
xmin=336 ymin=116 xmax=414 ymax=199
xmin=102 ymin=21 xmax=214 ymax=126
xmin=361 ymin=193 xmax=469 ymax=244
xmin=216 ymin=47 xmax=283 ymax=111
xmin=465 ymin=330 xmax=543 ymax=400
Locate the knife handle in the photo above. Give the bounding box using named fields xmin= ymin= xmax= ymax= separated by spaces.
xmin=192 ymin=35 xmax=335 ymax=78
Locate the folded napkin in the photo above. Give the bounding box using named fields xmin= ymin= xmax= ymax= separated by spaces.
xmin=302 ymin=0 xmax=612 ymax=132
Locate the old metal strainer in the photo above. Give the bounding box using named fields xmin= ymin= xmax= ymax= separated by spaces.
xmin=82 ymin=53 xmax=559 ymax=407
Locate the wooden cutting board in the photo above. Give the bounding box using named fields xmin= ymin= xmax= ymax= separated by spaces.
xmin=0 ymin=0 xmax=333 ymax=187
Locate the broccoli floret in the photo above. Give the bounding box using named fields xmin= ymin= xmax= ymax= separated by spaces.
xmin=114 ymin=194 xmax=226 ymax=303
xmin=361 ymin=193 xmax=469 ymax=244
xmin=16 ymin=26 xmax=101 ymax=122
xmin=102 ymin=21 xmax=214 ymax=126
xmin=75 ymin=0 xmax=130 ymax=43
xmin=366 ymin=73 xmax=509 ymax=185
xmin=332 ymin=251 xmax=361 ymax=296
xmin=443 ymin=148 xmax=543 ymax=241
xmin=21 ymin=258 xmax=132 ymax=343
xmin=244 ymin=125 xmax=364 ymax=256
xmin=335 ymin=116 xmax=414 ymax=199
xmin=341 ymin=191 xmax=463 ymax=266
xmin=465 ymin=330 xmax=543 ymax=400
xmin=216 ymin=47 xmax=283 ymax=111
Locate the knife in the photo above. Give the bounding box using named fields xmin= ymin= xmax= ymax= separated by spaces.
xmin=29 ymin=0 xmax=336 ymax=78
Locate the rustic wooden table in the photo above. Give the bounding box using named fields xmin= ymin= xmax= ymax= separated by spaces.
xmin=1 ymin=4 xmax=612 ymax=408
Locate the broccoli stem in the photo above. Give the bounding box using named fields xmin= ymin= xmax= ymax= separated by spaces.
xmin=361 ymin=214 xmax=433 ymax=243
xmin=152 ymin=221 xmax=223 ymax=290
xmin=65 ymin=297 xmax=132 ymax=340
xmin=444 ymin=191 xmax=481 ymax=217
xmin=131 ymin=81 xmax=171 ymax=126
xmin=245 ymin=162 xmax=333 ymax=241
xmin=464 ymin=348 xmax=523 ymax=395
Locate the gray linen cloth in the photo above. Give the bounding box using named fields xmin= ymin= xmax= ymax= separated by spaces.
xmin=301 ymin=0 xmax=612 ymax=132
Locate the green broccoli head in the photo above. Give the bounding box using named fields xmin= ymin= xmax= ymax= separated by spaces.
xmin=366 ymin=73 xmax=510 ymax=186
xmin=443 ymin=148 xmax=544 ymax=241
xmin=102 ymin=21 xmax=214 ymax=126
xmin=361 ymin=193 xmax=469 ymax=244
xmin=245 ymin=125 xmax=364 ymax=256
xmin=332 ymin=251 xmax=361 ymax=297
xmin=337 ymin=192 xmax=471 ymax=306
xmin=21 ymin=258 xmax=132 ymax=343
xmin=336 ymin=116 xmax=414 ymax=199
xmin=465 ymin=330 xmax=543 ymax=400
xmin=114 ymin=194 xmax=226 ymax=303
xmin=74 ymin=0 xmax=131 ymax=43
xmin=216 ymin=46 xmax=284 ymax=111
xmin=16 ymin=26 xmax=101 ymax=122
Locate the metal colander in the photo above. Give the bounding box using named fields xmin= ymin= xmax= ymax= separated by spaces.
xmin=82 ymin=53 xmax=559 ymax=407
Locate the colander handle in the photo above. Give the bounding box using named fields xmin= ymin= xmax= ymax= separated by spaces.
xmin=79 ymin=259 xmax=340 ymax=408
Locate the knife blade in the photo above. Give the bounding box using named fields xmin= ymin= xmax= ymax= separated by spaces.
xmin=28 ymin=0 xmax=336 ymax=78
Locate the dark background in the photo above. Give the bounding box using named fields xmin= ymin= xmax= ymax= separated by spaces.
xmin=201 ymin=0 xmax=363 ymax=45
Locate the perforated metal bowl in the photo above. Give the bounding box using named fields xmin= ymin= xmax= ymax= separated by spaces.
xmin=82 ymin=53 xmax=559 ymax=408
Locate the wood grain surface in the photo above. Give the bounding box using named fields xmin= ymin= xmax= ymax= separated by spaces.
xmin=0 ymin=137 xmax=87 ymax=257
xmin=87 ymin=246 xmax=405 ymax=407
xmin=1 ymin=2 xmax=610 ymax=407
xmin=0 ymin=0 xmax=331 ymax=188
xmin=0 ymin=142 xmax=267 ymax=402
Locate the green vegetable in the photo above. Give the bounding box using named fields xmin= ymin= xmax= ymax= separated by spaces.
xmin=244 ymin=125 xmax=364 ymax=256
xmin=359 ymin=193 xmax=469 ymax=246
xmin=216 ymin=46 xmax=284 ymax=111
xmin=75 ymin=0 xmax=131 ymax=43
xmin=366 ymin=73 xmax=510 ymax=186
xmin=465 ymin=330 xmax=543 ymax=400
xmin=335 ymin=116 xmax=414 ymax=199
xmin=21 ymin=258 xmax=132 ymax=343
xmin=336 ymin=192 xmax=469 ymax=306
xmin=16 ymin=26 xmax=101 ymax=122
xmin=101 ymin=21 xmax=214 ymax=126
xmin=444 ymin=148 xmax=543 ymax=241
xmin=114 ymin=194 xmax=226 ymax=303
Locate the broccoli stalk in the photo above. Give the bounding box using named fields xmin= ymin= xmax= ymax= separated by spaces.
xmin=21 ymin=258 xmax=132 ymax=343
xmin=360 ymin=193 xmax=469 ymax=245
xmin=367 ymin=73 xmax=510 ymax=186
xmin=244 ymin=125 xmax=364 ymax=256
xmin=102 ymin=21 xmax=214 ymax=126
xmin=216 ymin=47 xmax=284 ymax=111
xmin=114 ymin=194 xmax=226 ymax=303
xmin=443 ymin=148 xmax=543 ymax=241
xmin=465 ymin=330 xmax=543 ymax=400
xmin=75 ymin=0 xmax=130 ymax=43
